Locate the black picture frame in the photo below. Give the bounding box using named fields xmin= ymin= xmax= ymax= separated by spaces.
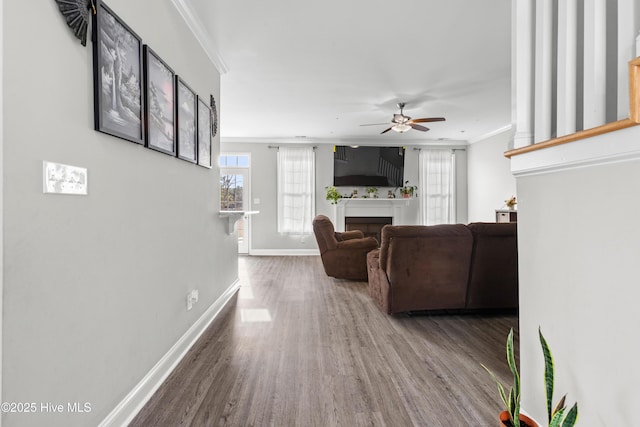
xmin=175 ymin=76 xmax=198 ymax=163
xmin=92 ymin=0 xmax=144 ymax=144
xmin=144 ymin=45 xmax=176 ymax=156
xmin=197 ymin=97 xmax=212 ymax=168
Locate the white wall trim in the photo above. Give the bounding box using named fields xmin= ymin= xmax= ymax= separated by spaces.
xmin=250 ymin=249 xmax=320 ymax=256
xmin=98 ymin=279 xmax=240 ymax=427
xmin=510 ymin=125 xmax=640 ymax=177
xmin=170 ymin=0 xmax=228 ymax=74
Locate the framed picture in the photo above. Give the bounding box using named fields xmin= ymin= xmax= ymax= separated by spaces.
xmin=144 ymin=45 xmax=176 ymax=155
xmin=92 ymin=0 xmax=144 ymax=144
xmin=197 ymin=97 xmax=212 ymax=168
xmin=175 ymin=77 xmax=198 ymax=163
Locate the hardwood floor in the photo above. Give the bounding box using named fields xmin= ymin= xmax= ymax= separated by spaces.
xmin=130 ymin=256 xmax=518 ymax=427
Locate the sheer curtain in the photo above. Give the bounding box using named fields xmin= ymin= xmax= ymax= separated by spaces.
xmin=277 ymin=146 xmax=315 ymax=234
xmin=419 ymin=149 xmax=456 ymax=225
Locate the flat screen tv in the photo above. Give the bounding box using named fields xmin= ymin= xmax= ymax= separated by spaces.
xmin=333 ymin=146 xmax=405 ymax=187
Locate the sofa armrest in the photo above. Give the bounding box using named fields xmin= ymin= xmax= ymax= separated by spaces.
xmin=335 ymin=230 xmax=364 ymax=241
xmin=336 ymin=237 xmax=378 ymax=250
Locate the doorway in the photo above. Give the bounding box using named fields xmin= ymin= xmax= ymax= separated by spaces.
xmin=220 ymin=154 xmax=251 ymax=254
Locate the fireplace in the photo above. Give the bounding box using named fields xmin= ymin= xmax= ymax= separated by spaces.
xmin=333 ymin=198 xmax=412 ymax=232
xmin=345 ymin=216 xmax=392 ymax=245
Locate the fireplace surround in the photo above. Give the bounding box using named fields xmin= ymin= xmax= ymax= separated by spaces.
xmin=334 ymin=198 xmax=412 ymax=232
xmin=345 ymin=216 xmax=392 ymax=244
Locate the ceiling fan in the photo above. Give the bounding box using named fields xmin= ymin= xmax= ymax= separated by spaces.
xmin=361 ymin=102 xmax=446 ymax=134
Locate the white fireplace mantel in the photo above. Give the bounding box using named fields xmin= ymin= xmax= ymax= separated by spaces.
xmin=334 ymin=198 xmax=413 ymax=232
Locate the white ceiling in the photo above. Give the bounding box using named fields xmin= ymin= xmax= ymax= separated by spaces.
xmin=185 ymin=0 xmax=512 ymax=144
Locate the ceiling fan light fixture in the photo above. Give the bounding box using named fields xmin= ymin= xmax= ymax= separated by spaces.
xmin=392 ymin=123 xmax=411 ymax=133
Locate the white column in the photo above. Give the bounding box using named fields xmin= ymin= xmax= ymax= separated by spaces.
xmin=583 ymin=0 xmax=607 ymax=128
xmin=618 ymin=0 xmax=638 ymax=119
xmin=511 ymin=0 xmax=535 ymax=149
xmin=557 ymin=0 xmax=578 ymax=136
xmin=534 ymin=0 xmax=554 ymax=142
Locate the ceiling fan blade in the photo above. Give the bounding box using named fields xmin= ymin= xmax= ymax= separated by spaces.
xmin=360 ymin=123 xmax=390 ymax=126
xmin=410 ymin=123 xmax=430 ymax=132
xmin=380 ymin=127 xmax=393 ymax=134
xmin=410 ymin=117 xmax=446 ymax=123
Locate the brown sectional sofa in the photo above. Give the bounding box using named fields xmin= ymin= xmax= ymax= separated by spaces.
xmin=367 ymin=222 xmax=518 ymax=314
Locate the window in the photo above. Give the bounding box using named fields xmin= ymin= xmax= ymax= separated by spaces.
xmin=219 ymin=155 xmax=250 ymax=168
xmin=277 ymin=147 xmax=315 ymax=234
xmin=219 ymin=154 xmax=250 ymax=210
xmin=419 ymin=149 xmax=456 ymax=225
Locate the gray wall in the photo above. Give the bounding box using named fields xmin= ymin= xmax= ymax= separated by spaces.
xmin=2 ymin=2 xmax=236 ymax=426
xmin=221 ymin=141 xmax=468 ymax=252
xmin=516 ymin=128 xmax=640 ymax=425
xmin=467 ymin=130 xmax=516 ymax=222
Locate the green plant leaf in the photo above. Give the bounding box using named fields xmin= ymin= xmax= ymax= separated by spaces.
xmin=549 ymin=407 xmax=565 ymax=427
xmin=539 ymin=327 xmax=555 ymax=423
xmin=512 ymin=396 xmax=520 ymax=427
xmin=481 ymin=364 xmax=509 ymax=410
xmin=562 ymin=403 xmax=579 ymax=427
xmin=506 ymin=329 xmax=520 ymax=421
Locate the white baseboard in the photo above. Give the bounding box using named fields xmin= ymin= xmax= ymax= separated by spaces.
xmin=250 ymin=249 xmax=320 ymax=256
xmin=98 ymin=279 xmax=241 ymax=427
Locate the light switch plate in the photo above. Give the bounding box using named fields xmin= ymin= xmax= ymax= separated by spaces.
xmin=43 ymin=161 xmax=88 ymax=195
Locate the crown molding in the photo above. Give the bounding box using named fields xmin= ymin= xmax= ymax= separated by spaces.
xmin=220 ymin=136 xmax=469 ymax=145
xmin=468 ymin=124 xmax=513 ymax=144
xmin=170 ymin=0 xmax=228 ymax=74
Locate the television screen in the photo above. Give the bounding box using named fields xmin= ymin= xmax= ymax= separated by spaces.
xmin=333 ymin=146 xmax=405 ymax=187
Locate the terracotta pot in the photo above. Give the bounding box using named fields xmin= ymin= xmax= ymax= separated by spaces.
xmin=499 ymin=411 xmax=539 ymax=427
xmin=402 ymin=193 xmax=411 ymax=198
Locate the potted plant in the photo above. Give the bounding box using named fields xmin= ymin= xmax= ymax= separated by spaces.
xmin=325 ymin=186 xmax=342 ymax=205
xmin=482 ymin=328 xmax=535 ymax=427
xmin=399 ymin=181 xmax=417 ymax=198
xmin=505 ymin=196 xmax=517 ymax=210
xmin=366 ymin=187 xmax=378 ymax=198
xmin=482 ymin=328 xmax=579 ymax=427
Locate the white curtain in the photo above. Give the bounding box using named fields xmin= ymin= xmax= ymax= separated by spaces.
xmin=277 ymin=146 xmax=315 ymax=234
xmin=419 ymin=149 xmax=456 ymax=225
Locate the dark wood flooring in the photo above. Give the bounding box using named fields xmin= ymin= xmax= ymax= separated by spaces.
xmin=130 ymin=256 xmax=518 ymax=427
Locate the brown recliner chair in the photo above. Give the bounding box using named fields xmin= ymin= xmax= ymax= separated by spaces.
xmin=312 ymin=215 xmax=378 ymax=280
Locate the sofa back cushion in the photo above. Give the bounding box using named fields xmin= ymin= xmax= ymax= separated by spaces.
xmin=379 ymin=224 xmax=473 ymax=311
xmin=466 ymin=222 xmax=518 ymax=309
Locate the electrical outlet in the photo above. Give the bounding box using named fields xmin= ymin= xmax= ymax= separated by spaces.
xmin=186 ymin=292 xmax=194 ymax=311
xmin=186 ymin=289 xmax=199 ymax=311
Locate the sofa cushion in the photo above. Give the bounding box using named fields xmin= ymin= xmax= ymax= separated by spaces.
xmin=466 ymin=222 xmax=518 ymax=309
xmin=377 ymin=224 xmax=473 ymax=312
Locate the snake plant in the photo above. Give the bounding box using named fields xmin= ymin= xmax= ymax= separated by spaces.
xmin=482 ymin=328 xmax=521 ymax=427
xmin=539 ymin=328 xmax=579 ymax=427
xmin=483 ymin=328 xmax=579 ymax=427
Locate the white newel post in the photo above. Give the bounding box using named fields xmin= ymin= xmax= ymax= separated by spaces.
xmin=511 ymin=0 xmax=535 ymax=149
xmin=583 ymin=0 xmax=608 ymax=128
xmin=557 ymin=0 xmax=578 ymax=136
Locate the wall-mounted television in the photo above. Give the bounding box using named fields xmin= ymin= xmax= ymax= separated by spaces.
xmin=333 ymin=146 xmax=405 ymax=187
